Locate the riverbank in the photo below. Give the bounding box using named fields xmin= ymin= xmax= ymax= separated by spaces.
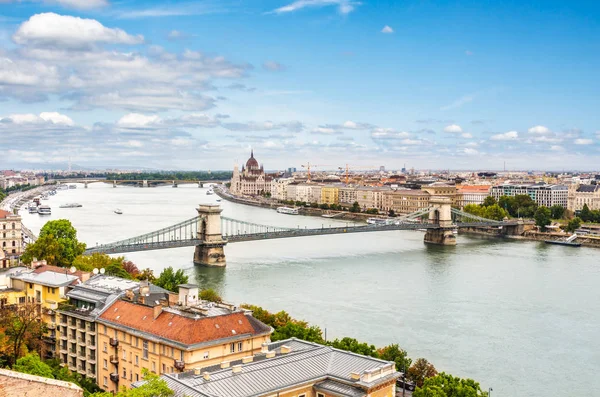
xmin=215 ymin=187 xmax=379 ymax=223
xmin=0 ymin=185 xmax=56 ymax=213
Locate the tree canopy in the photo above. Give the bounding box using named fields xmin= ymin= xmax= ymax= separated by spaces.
xmin=21 ymin=220 xmax=86 ymax=267
xmin=153 ymin=267 xmax=189 ymax=292
xmin=91 ymin=369 xmax=173 ymax=397
xmin=408 ymin=358 xmax=438 ymax=387
xmin=534 ymin=206 xmax=552 ymax=231
xmin=463 ymin=204 xmax=508 ymax=221
xmin=413 ymin=373 xmax=488 ymax=397
xmin=566 ymin=217 xmax=582 ymax=233
xmin=0 ymin=303 xmax=46 ymax=365
xmin=199 ymin=288 xmax=223 ymax=303
xmin=13 ymin=353 xmax=54 ymax=378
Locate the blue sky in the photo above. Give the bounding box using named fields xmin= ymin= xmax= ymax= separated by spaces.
xmin=0 ymin=0 xmax=599 ymax=170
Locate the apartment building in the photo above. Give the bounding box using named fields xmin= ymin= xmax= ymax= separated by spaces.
xmin=491 ymin=183 xmax=568 ymax=208
xmin=57 ymin=275 xmax=142 ymax=382
xmin=355 ymin=187 xmax=390 ymax=211
xmin=320 ymin=185 xmax=340 ymax=205
xmin=146 ymin=338 xmax=400 ymax=397
xmin=0 ymin=209 xmax=22 ymax=267
xmin=382 ymin=189 xmax=431 ymax=215
xmin=455 ymin=185 xmax=491 ymax=208
xmin=270 ymin=178 xmax=294 ymax=201
xmin=339 ymin=187 xmax=358 ymax=207
xmin=567 ymin=184 xmax=600 ymax=211
xmin=96 ymin=284 xmax=272 ymax=393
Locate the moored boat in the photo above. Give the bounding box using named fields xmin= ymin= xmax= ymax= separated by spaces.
xmin=38 ymin=205 xmax=51 ymax=215
xmin=114 ymin=209 xmax=123 ymax=215
xmin=59 ymin=203 xmax=83 ymax=208
xmin=277 ymin=206 xmax=299 ymax=215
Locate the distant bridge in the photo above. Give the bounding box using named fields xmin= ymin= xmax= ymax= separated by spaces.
xmin=84 ymin=198 xmax=527 ymax=267
xmin=52 ymin=179 xmax=224 ymax=188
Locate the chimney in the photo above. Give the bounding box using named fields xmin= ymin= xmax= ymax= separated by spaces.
xmin=159 ymin=298 xmax=169 ymax=307
xmin=125 ymin=290 xmax=134 ymax=301
xmin=193 ymin=368 xmax=201 ymax=376
xmin=260 ymin=342 xmax=269 ymax=354
xmin=266 ymin=351 xmax=275 ymax=358
xmin=220 ymin=361 xmax=230 ymax=369
xmin=138 ymin=295 xmax=145 ymax=305
xmin=153 ymin=305 xmax=162 ymax=320
xmin=242 ymin=356 xmax=253 ymax=364
xmin=232 ymin=365 xmax=242 ymax=374
xmin=280 ymin=345 xmax=291 ymax=354
xmin=350 ymin=372 xmax=360 ymax=380
xmin=178 ymin=284 xmax=199 ymax=307
xmin=202 ymin=372 xmax=211 ymax=381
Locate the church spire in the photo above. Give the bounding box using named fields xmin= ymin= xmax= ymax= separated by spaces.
xmin=250 ymin=148 xmax=254 ymax=158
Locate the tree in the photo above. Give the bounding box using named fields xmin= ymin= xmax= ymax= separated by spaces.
xmin=534 ymin=206 xmax=552 ymax=231
xmin=13 ymin=353 xmax=54 ymax=378
xmin=21 ymin=220 xmax=86 ymax=267
xmin=550 ymin=205 xmax=565 ymax=220
xmin=0 ymin=303 xmax=46 ymax=366
xmin=413 ymin=373 xmax=487 ymax=397
xmin=566 ymin=217 xmax=582 ymax=233
xmin=122 ymin=260 xmax=140 ymax=278
xmin=271 ymin=322 xmax=324 ymax=343
xmin=482 ymin=204 xmax=508 ymax=221
xmin=580 ymin=204 xmax=592 ymax=222
xmin=199 ymin=288 xmax=222 ymax=303
xmin=319 ymin=203 xmax=330 ymax=210
xmin=388 ymin=209 xmax=396 ymax=217
xmin=350 ymin=201 xmax=361 ymax=213
xmin=408 ymin=358 xmax=438 ymax=387
xmin=463 ymin=204 xmax=483 ymax=217
xmin=328 ymin=337 xmax=378 ymax=358
xmin=378 ymin=344 xmax=412 ymax=372
xmin=366 ymin=208 xmax=379 ymax=215
xmin=105 ymin=262 xmax=133 ymax=279
xmin=90 ymin=369 xmax=173 ymax=397
xmin=154 ymin=267 xmax=189 ymax=292
xmin=310 ymin=202 xmax=319 ymax=208
xmin=482 ymin=196 xmax=497 ymax=207
xmin=72 ymin=253 xmax=123 ymax=272
xmin=137 ymin=268 xmax=156 ymax=282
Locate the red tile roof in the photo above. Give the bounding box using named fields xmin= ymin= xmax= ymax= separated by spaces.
xmin=0 ymin=209 xmax=13 ymax=219
xmin=457 ymin=185 xmax=491 ymax=193
xmin=99 ymin=300 xmax=268 ymax=346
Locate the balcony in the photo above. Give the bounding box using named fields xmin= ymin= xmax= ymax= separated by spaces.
xmin=174 ymin=360 xmax=185 ymax=371
xmin=42 ymin=335 xmax=57 ymax=344
xmin=60 ymin=316 xmax=67 ymax=325
xmin=109 ymin=338 xmax=119 ymax=347
xmin=78 ymin=322 xmax=86 ymax=330
xmin=47 ymin=323 xmax=56 ymax=330
xmin=46 ymin=308 xmax=55 ymax=316
xmin=110 ymin=373 xmax=119 ymax=383
xmin=77 ymin=365 xmax=86 ymax=375
xmin=87 ymin=324 xmax=96 ymax=332
xmin=59 ymin=333 xmax=67 ymax=340
xmin=59 ymin=345 xmax=68 ymax=353
xmin=68 ymin=349 xmax=77 ymax=356
xmin=77 ymin=337 xmax=86 ymax=346
xmin=87 ymin=367 xmax=96 ymax=378
xmin=87 ymin=354 xmax=96 ymax=363
xmin=47 ymin=301 xmax=58 ymax=310
xmin=110 ymin=355 xmax=119 ymax=365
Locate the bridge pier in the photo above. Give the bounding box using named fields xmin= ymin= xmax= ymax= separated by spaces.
xmin=84 ymin=181 xmax=88 ymax=188
xmin=113 ymin=180 xmax=117 ymax=188
xmin=172 ymin=180 xmax=178 ymax=188
xmin=194 ymin=204 xmax=227 ymax=267
xmin=424 ymin=197 xmax=456 ymax=246
xmin=143 ymin=180 xmax=148 ymax=188
xmin=198 ymin=181 xmax=203 ymax=188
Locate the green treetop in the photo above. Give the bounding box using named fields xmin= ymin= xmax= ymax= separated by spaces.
xmin=21 ymin=219 xmax=86 ymax=267
xmin=13 ymin=353 xmax=54 ymax=379
xmin=154 ymin=267 xmax=189 ymax=292
xmin=413 ymin=372 xmax=488 ymax=397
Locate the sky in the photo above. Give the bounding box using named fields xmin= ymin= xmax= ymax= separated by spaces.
xmin=0 ymin=0 xmax=599 ymax=171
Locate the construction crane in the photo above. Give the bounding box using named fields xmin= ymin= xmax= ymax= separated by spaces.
xmin=301 ymin=163 xmax=332 ymax=182
xmin=338 ymin=164 xmax=379 ymax=184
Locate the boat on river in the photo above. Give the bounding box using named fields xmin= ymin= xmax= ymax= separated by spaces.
xmin=277 ymin=206 xmax=299 ymax=215
xmin=114 ymin=209 xmax=123 ymax=215
xmin=38 ymin=205 xmax=51 ymax=215
xmin=59 ymin=203 xmax=83 ymax=208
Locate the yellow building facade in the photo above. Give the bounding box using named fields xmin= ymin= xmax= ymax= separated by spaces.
xmin=320 ymin=186 xmax=340 ymax=205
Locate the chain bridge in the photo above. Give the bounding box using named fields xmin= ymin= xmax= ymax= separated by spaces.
xmin=84 ymin=198 xmax=525 ymax=266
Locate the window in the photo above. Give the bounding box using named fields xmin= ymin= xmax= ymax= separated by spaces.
xmin=203 ymin=351 xmax=209 ymax=359
xmin=123 ymin=349 xmax=126 ymax=360
xmin=103 ymin=376 xmax=107 ymax=387
xmin=103 ymin=359 xmax=107 ymax=369
xmin=135 ymin=373 xmax=139 ymax=382
xmin=135 ymin=355 xmax=139 ymax=366
xmin=151 ymin=342 xmax=155 ymax=353
xmin=230 ymin=343 xmax=235 ymax=353
xmin=18 ymin=297 xmax=25 ymax=304
xmin=315 ymin=394 xmax=323 ymax=397
xmin=237 ymin=342 xmax=243 ymax=352
xmin=162 ymin=363 xmax=166 ymax=373
xmin=122 ymin=367 xmax=126 ymax=378
xmin=134 ymin=337 xmax=138 ymax=347
xmin=151 ymin=361 xmax=156 ymax=372
xmin=103 ymin=325 xmax=107 ymax=334
xmin=103 ymin=342 xmax=107 ymax=352
xmin=143 ymin=340 xmax=148 ymax=359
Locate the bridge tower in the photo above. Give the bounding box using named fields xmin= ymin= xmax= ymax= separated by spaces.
xmin=84 ymin=181 xmax=88 ymax=188
xmin=143 ymin=180 xmax=148 ymax=188
xmin=424 ymin=197 xmax=456 ymax=245
xmin=113 ymin=180 xmax=117 ymax=188
xmin=198 ymin=181 xmax=203 ymax=188
xmin=193 ymin=205 xmax=227 ymax=267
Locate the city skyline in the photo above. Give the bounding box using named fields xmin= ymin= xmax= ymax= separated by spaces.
xmin=1 ymin=0 xmax=600 ymax=170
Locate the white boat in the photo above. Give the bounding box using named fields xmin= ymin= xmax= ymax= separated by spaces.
xmin=38 ymin=205 xmax=51 ymax=215
xmin=216 ymin=199 xmax=222 ymax=202
xmin=206 ymin=190 xmax=214 ymax=195
xmin=277 ymin=206 xmax=299 ymax=215
xmin=114 ymin=209 xmax=123 ymax=215
xmin=59 ymin=203 xmax=83 ymax=208
xmin=28 ymin=204 xmax=38 ymax=214
xmin=68 ymin=185 xmax=77 ymax=189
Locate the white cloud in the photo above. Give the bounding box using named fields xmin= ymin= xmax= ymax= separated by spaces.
xmin=117 ymin=113 xmax=161 ymax=128
xmin=440 ymin=95 xmax=474 ymax=111
xmin=532 ymin=136 xmax=561 ymax=143
xmin=574 ymin=138 xmax=593 ymax=145
xmin=461 ymin=133 xmax=473 ymax=138
xmin=464 ymin=141 xmax=479 ymax=147
xmin=528 ymin=125 xmax=550 ymax=135
xmin=371 ymin=128 xmax=410 ymax=139
xmin=462 ymin=148 xmax=479 ymax=155
xmin=271 ymin=0 xmax=359 ymax=15
xmin=490 ymin=130 xmax=518 ymax=141
xmin=13 ymin=13 xmax=144 ymax=48
xmin=381 ymin=25 xmax=394 ymax=34
xmin=443 ymin=124 xmax=463 ymax=134
xmin=550 ymin=145 xmax=564 ymax=151
xmin=51 ymin=0 xmax=109 ymax=9
xmin=262 ymin=61 xmax=285 ymax=71
xmin=167 ymin=30 xmax=183 ymax=40
xmin=311 ymin=127 xmax=338 ymax=135
xmin=40 ymin=112 xmax=74 ymax=125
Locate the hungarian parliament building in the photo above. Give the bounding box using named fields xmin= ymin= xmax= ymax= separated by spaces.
xmin=230 ymin=150 xmax=273 ymax=196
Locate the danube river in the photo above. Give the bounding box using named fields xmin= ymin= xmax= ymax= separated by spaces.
xmin=19 ymin=183 xmax=600 ymax=397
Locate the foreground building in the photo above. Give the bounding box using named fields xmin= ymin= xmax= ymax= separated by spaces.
xmin=490 ymin=183 xmax=568 ymax=208
xmin=230 ymin=150 xmax=272 ymax=196
xmin=0 ymin=368 xmax=83 ymax=397
xmin=455 ymin=185 xmax=491 ymax=208
xmin=0 ymin=209 xmax=22 ymax=267
xmin=143 ymin=338 xmax=400 ymax=397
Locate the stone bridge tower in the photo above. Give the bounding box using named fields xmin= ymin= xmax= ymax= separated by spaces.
xmin=424 ymin=197 xmax=456 ymax=245
xmin=193 ymin=205 xmax=227 ymax=267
